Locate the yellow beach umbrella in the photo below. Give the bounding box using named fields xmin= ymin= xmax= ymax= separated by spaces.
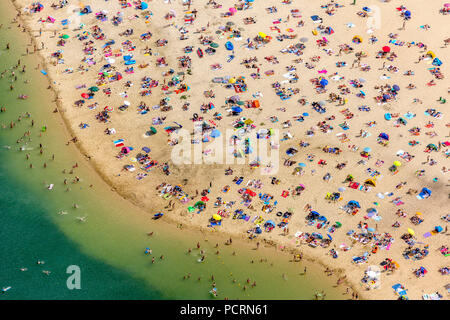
xmin=258 ymin=32 xmax=267 ymax=39
xmin=393 ymin=161 xmax=402 ymax=167
xmin=229 ymin=77 xmax=236 ymax=84
xmin=212 ymin=214 xmax=222 ymax=221
xmin=407 ymin=228 xmax=415 ymax=236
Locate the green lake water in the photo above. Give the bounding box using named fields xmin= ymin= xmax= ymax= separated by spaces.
xmin=0 ymin=0 xmax=345 ymax=300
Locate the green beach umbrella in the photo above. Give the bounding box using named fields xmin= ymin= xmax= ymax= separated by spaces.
xmin=187 ymin=206 xmax=195 ymax=213
xmin=62 ymin=34 xmax=70 ymax=39
xmin=150 ymin=126 xmax=157 ymax=134
xmin=88 ymin=86 xmax=99 ymax=92
xmin=210 ymin=42 xmax=219 ymax=48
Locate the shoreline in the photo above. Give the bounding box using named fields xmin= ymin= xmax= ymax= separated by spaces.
xmin=10 ymin=0 xmax=449 ymax=300
xmin=9 ymin=0 xmax=363 ymax=299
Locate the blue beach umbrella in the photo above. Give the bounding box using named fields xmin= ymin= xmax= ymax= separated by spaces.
xmin=298 ymin=162 xmax=306 ymax=167
xmin=211 ymin=129 xmax=221 ymax=138
xmin=231 ymin=106 xmax=242 ymax=113
xmin=320 ymin=78 xmax=328 ymax=86
xmin=140 ymin=2 xmax=148 ymax=9
xmin=302 ymin=112 xmax=309 ymax=116
xmin=363 ymin=147 xmax=371 ymax=152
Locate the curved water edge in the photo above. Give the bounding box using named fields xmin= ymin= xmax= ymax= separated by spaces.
xmin=1 ymin=0 xmax=353 ymax=299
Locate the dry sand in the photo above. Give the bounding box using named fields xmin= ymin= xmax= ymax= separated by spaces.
xmin=12 ymin=0 xmax=450 ymax=299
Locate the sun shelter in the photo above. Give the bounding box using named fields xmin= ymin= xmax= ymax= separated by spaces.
xmin=365 ymin=179 xmax=376 ymax=187
xmin=379 ymin=132 xmax=389 ymax=140
xmin=347 ymin=200 xmax=361 ymax=209
xmin=417 ymin=187 xmax=432 ymax=199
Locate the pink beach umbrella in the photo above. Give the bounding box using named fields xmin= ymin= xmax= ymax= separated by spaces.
xmin=229 ymin=7 xmax=237 ymax=13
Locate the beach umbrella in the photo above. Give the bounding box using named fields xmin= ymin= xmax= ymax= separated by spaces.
xmin=123 ymin=101 xmax=130 ymax=106
xmin=382 ymin=46 xmax=390 ymax=53
xmin=150 ymin=126 xmax=157 ymax=134
xmin=140 ymin=2 xmax=148 ymax=10
xmin=327 ymin=234 xmax=333 ymax=240
xmin=338 ymin=187 xmax=346 ymax=192
xmin=319 ymin=78 xmax=328 ymax=86
xmin=187 ymin=206 xmax=195 ymax=212
xmin=258 ymin=32 xmax=267 ymax=38
xmin=210 ymin=129 xmax=221 ymax=138
xmin=88 ymin=86 xmax=99 ymax=92
xmin=229 ymin=77 xmax=236 ymax=84
xmin=407 ymin=228 xmax=415 ymax=236
xmin=142 ymin=147 xmax=151 ymax=153
xmin=392 ymin=84 xmax=400 ymax=91
xmin=231 ymin=106 xmax=242 ymax=113
xmin=335 ymin=222 xmax=342 ymax=228
xmin=212 ymin=214 xmax=222 ymax=221
xmin=363 ymin=147 xmax=371 ymax=152
xmin=81 ymin=93 xmax=89 ymax=98
xmin=404 ymin=10 xmax=411 ymax=17
xmin=393 ymin=161 xmax=401 ymax=167
xmin=302 ymin=112 xmax=309 ymax=116
xmin=367 ymin=228 xmax=375 ymax=232
xmin=62 ymin=34 xmax=69 ymax=39
xmin=298 ymin=162 xmax=306 ymax=167
xmin=210 ymin=42 xmax=219 ymax=48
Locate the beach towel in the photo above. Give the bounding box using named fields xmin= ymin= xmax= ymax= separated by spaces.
xmin=114 ymin=139 xmax=124 ymax=147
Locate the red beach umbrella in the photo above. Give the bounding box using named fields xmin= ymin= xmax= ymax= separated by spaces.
xmin=382 ymin=46 xmax=390 ymax=53
xmin=81 ymin=93 xmax=89 ymax=98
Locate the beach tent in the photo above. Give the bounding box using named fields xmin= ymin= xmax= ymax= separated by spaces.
xmin=426 ymin=51 xmax=436 ymax=59
xmin=432 ymin=58 xmax=442 ymax=66
xmin=225 ymin=41 xmax=234 ymax=50
xmin=121 ymin=146 xmax=131 ymax=154
xmin=426 ymin=143 xmax=438 ymax=151
xmin=379 ymin=132 xmax=389 ymax=140
xmin=347 ymin=200 xmax=361 ymax=208
xmin=365 ymin=179 xmax=376 ymax=186
xmin=80 ymin=5 xmax=92 ymax=15
xmin=210 ymin=129 xmax=221 ymax=138
xmin=265 ymin=220 xmax=276 ymax=227
xmin=418 ymin=187 xmax=432 ymax=199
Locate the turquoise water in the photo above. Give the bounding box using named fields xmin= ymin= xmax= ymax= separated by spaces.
xmin=0 ymin=0 xmax=345 ymax=300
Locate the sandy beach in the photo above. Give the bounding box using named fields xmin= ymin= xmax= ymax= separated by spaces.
xmin=10 ymin=0 xmax=450 ymax=300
